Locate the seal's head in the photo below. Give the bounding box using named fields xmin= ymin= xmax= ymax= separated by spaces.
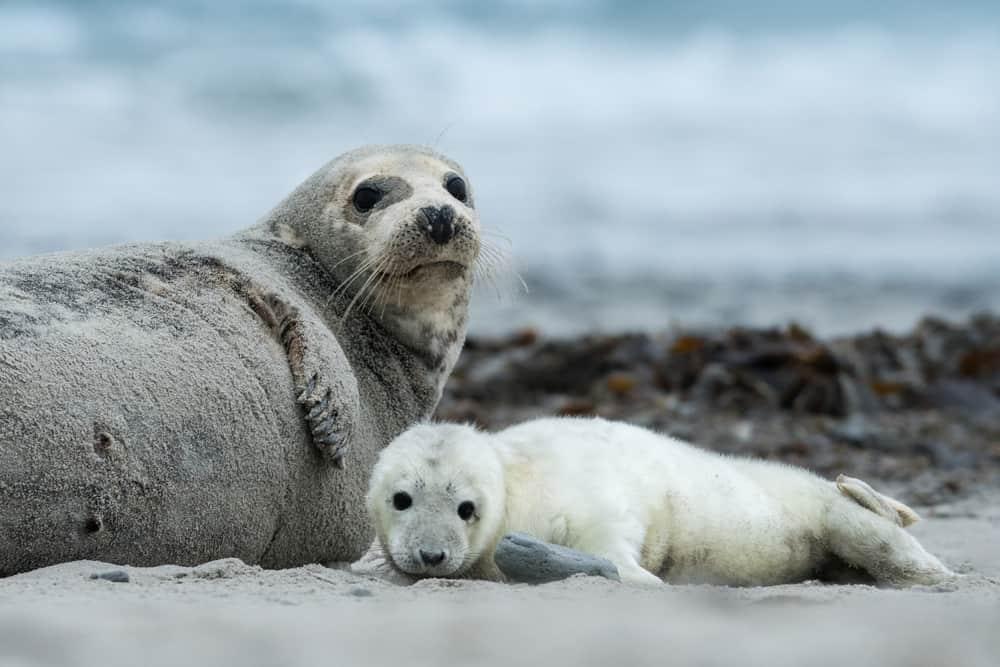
xmin=366 ymin=422 xmax=505 ymax=578
xmin=259 ymin=144 xmax=481 ymax=364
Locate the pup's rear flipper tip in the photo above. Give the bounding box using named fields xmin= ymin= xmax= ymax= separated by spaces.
xmin=836 ymin=474 xmax=920 ymax=527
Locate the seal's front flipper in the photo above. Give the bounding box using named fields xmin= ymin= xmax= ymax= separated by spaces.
xmin=351 ymin=540 xmax=416 ymax=585
xmin=249 ymin=291 xmax=359 ymax=468
xmin=297 ymin=372 xmax=354 ymax=468
xmin=836 ymin=474 xmax=920 ymax=527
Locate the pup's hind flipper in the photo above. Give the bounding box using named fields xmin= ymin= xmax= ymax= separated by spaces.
xmin=836 ymin=474 xmax=921 ymax=527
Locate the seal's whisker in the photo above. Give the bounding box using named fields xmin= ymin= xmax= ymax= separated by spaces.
xmin=474 ymin=254 xmax=509 ymax=281
xmin=376 ymin=260 xmax=404 ymax=319
xmin=474 ymin=245 xmax=501 ymax=266
xmin=369 ymin=263 xmax=389 ymax=315
xmin=393 ymin=265 xmax=407 ymax=309
xmin=327 ymin=263 xmax=371 ymax=307
xmin=476 ymin=239 xmax=512 ymax=268
xmin=479 ymin=228 xmax=514 ymax=245
xmin=376 ymin=258 xmax=402 ymax=314
xmin=473 ymin=262 xmax=505 ymax=302
xmin=368 ymin=258 xmax=398 ymax=317
xmin=343 ymin=254 xmax=392 ymax=324
xmin=432 ymin=121 xmax=456 ymax=149
xmin=353 ymin=258 xmax=389 ymax=317
xmin=330 ymin=252 xmax=377 ymax=290
xmin=334 ymin=258 xmax=381 ymax=323
xmin=325 ymin=248 xmax=369 ymax=273
xmin=472 ymin=248 xmax=506 ymax=278
xmin=471 ymin=239 xmax=528 ymax=302
xmin=327 ymin=255 xmax=380 ymax=309
xmin=472 ymin=260 xmax=506 ymax=301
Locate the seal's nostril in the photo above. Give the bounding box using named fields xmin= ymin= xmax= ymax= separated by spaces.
xmin=420 ymin=549 xmax=446 ymax=566
xmin=421 ymin=206 xmax=456 ymax=245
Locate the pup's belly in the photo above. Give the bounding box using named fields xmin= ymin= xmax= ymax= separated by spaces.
xmin=641 ymin=487 xmax=824 ymax=586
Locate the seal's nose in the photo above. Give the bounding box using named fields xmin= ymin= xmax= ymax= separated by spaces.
xmin=420 ymin=549 xmax=446 ymax=566
xmin=420 ymin=206 xmax=456 ymax=245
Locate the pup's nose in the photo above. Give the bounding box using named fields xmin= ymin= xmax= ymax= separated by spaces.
xmin=420 ymin=206 xmax=456 ymax=245
xmin=420 ymin=549 xmax=446 ymax=566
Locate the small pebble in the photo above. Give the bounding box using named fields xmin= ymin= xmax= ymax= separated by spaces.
xmin=349 ymin=586 xmax=373 ymax=597
xmin=90 ymin=570 xmax=129 ymax=583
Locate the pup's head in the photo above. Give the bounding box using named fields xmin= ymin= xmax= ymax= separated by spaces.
xmin=366 ymin=422 xmax=505 ymax=578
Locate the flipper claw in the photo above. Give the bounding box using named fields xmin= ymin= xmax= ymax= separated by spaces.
xmin=306 ymin=392 xmax=332 ymax=420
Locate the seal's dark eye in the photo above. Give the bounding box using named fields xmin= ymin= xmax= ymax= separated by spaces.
xmin=392 ymin=492 xmax=412 ymax=511
xmin=353 ymin=186 xmax=382 ymax=212
xmin=445 ymin=176 xmax=467 ymax=203
xmin=457 ymin=501 xmax=475 ymax=521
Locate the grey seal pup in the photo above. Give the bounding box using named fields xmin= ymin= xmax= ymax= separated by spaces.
xmin=0 ymin=145 xmax=481 ymax=575
xmin=357 ymin=419 xmax=954 ymax=587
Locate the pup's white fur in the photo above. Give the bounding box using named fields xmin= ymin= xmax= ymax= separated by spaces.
xmin=360 ymin=417 xmax=955 ymax=587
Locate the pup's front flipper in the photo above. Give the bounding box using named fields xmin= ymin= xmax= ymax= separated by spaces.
xmin=351 ymin=540 xmax=416 ymax=585
xmin=249 ymin=291 xmax=360 ymax=467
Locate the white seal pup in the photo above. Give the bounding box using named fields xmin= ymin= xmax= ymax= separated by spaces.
xmin=0 ymin=145 xmax=483 ymax=575
xmin=360 ymin=418 xmax=955 ymax=587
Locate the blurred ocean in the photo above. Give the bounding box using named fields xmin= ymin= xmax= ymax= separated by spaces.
xmin=1 ymin=1 xmax=998 ymax=335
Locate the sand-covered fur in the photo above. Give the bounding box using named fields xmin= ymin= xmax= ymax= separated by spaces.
xmin=0 ymin=145 xmax=480 ymax=575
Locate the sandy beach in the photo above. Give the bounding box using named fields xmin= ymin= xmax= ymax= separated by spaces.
xmin=3 ymin=4 xmax=999 ymax=665
xmin=2 ymin=488 xmax=997 ymax=667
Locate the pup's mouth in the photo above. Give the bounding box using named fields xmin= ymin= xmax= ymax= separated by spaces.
xmin=399 ymin=562 xmax=462 ymax=579
xmin=386 ymin=549 xmax=464 ymax=579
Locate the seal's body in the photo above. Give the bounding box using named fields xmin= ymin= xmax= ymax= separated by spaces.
xmin=0 ymin=145 xmax=480 ymax=575
xmin=362 ymin=418 xmax=955 ymax=587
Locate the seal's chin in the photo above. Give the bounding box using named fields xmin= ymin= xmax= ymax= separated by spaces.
xmin=400 ymin=563 xmax=463 ymax=579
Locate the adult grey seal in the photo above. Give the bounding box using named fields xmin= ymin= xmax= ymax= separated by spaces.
xmin=0 ymin=144 xmax=481 ymax=575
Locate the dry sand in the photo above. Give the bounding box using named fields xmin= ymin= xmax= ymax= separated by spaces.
xmin=1 ymin=492 xmax=997 ymax=667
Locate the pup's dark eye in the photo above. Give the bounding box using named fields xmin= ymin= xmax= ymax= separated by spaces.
xmin=392 ymin=492 xmax=412 ymax=511
xmin=353 ymin=186 xmax=382 ymax=212
xmin=445 ymin=176 xmax=467 ymax=203
xmin=457 ymin=501 xmax=475 ymax=521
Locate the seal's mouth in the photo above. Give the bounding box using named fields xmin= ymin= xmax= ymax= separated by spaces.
xmin=397 ymin=561 xmax=463 ymax=579
xmin=389 ymin=260 xmax=467 ymax=281
xmin=384 ymin=547 xmax=465 ymax=579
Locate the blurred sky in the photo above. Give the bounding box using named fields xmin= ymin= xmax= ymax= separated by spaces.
xmin=1 ymin=1 xmax=998 ymax=334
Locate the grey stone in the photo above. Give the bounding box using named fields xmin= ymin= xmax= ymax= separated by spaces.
xmin=493 ymin=533 xmax=620 ymax=584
